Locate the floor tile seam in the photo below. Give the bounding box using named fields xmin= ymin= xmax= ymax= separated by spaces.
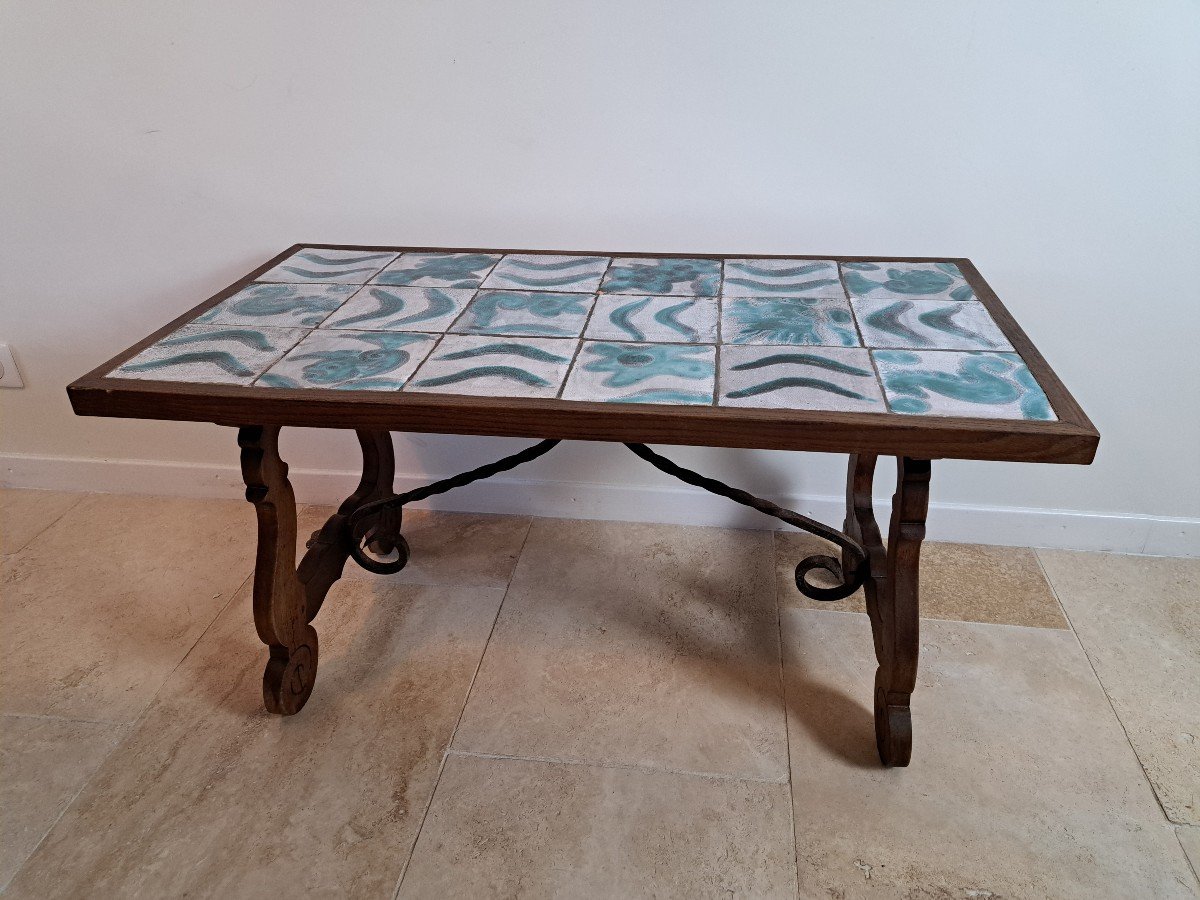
xmin=390 ymin=516 xmax=533 ymax=899
xmin=771 ymin=533 xmax=804 ymax=900
xmin=1032 ymin=549 xmax=1180 ymax=826
xmin=444 ymin=748 xmax=789 ymax=786
xmin=5 ymin=492 xmax=88 ymax=555
xmin=1175 ymin=827 xmax=1200 ymax=888
xmin=0 ymin=711 xmax=131 ymax=729
xmin=784 ymin=604 xmax=1074 ymax=635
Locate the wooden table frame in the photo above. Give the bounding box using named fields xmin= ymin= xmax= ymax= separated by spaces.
xmin=68 ymin=245 xmax=1099 ymax=767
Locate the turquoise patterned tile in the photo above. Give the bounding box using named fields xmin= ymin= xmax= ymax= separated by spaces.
xmin=406 ymin=335 xmax=576 ymax=398
xmin=585 ymin=296 xmax=717 ymax=344
xmin=718 ymin=346 xmax=884 ymax=411
xmin=873 ymin=350 xmax=1055 ymax=420
xmin=321 ymin=286 xmax=473 ymax=332
xmin=193 ymin=283 xmax=356 ymax=329
xmin=110 ymin=325 xmax=304 ymax=385
xmin=853 ymin=299 xmax=1012 ymax=351
xmin=372 ymin=252 xmax=502 ymax=288
xmin=841 ymin=261 xmax=974 ymax=302
xmin=451 ymin=290 xmax=594 ymax=337
xmin=482 ymin=254 xmax=610 ymax=292
xmin=722 ymin=259 xmax=842 ymax=298
xmin=257 ymin=248 xmax=399 ymax=284
xmin=256 ymin=330 xmax=435 ymax=391
xmin=600 ymin=258 xmax=721 ymax=296
xmin=721 ymin=297 xmax=859 ymax=347
xmin=561 ymin=342 xmax=716 ymax=405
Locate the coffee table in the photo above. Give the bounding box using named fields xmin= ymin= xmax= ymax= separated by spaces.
xmin=68 ymin=245 xmax=1098 ymax=766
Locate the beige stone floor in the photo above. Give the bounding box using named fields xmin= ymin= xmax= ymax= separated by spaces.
xmin=0 ymin=488 xmax=1196 ymax=899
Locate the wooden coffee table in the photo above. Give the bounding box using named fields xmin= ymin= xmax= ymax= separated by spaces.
xmin=68 ymin=245 xmax=1098 ymax=766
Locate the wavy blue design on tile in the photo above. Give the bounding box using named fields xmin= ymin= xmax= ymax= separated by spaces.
xmin=726 ymin=377 xmax=869 ymax=400
xmin=602 ymin=260 xmax=720 ymax=295
xmin=414 ymin=366 xmax=551 ymax=388
xmin=725 ymin=276 xmax=840 ymax=294
xmin=609 ymin=297 xmax=651 ymax=341
xmin=877 ymin=351 xmax=1052 ymax=418
xmin=282 ymin=333 xmax=427 ymax=386
xmin=606 ymin=388 xmax=712 ymax=405
xmin=493 ymin=257 xmax=607 ymax=289
xmin=437 ymin=343 xmax=570 ymax=363
xmin=724 ymin=262 xmax=839 ymax=295
xmin=729 ymin=353 xmax=872 ymax=377
xmin=333 ymin=288 xmax=457 ymax=329
xmin=297 ymin=252 xmax=392 ymax=266
xmin=843 ymin=263 xmax=974 ymax=300
xmin=652 ymin=300 xmax=698 ymax=342
xmin=379 ymin=254 xmax=498 ymax=287
xmin=725 ymin=299 xmax=857 ymax=346
xmin=160 ymin=329 xmax=275 ymax=351
xmin=122 ymin=351 xmax=254 ymax=377
xmin=583 ymin=343 xmax=712 ymax=388
xmin=280 ymin=266 xmax=381 ymax=280
xmin=197 ymin=284 xmax=351 ymax=326
xmin=864 ymin=301 xmax=929 ymax=346
xmin=916 ymin=305 xmax=999 ymax=347
xmin=469 ymin=291 xmax=589 ymax=325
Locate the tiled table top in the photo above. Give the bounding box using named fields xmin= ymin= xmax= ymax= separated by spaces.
xmin=102 ymin=248 xmax=1055 ymax=421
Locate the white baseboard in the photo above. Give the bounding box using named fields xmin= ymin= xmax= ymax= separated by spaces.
xmin=1 ymin=451 xmax=1195 ymax=557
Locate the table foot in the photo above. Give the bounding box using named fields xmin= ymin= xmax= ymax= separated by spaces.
xmin=845 ymin=453 xmax=930 ymax=766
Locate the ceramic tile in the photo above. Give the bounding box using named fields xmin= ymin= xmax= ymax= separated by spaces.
xmin=372 ymin=251 xmax=502 ymax=288
xmin=1038 ymin=550 xmax=1200 ymax=825
xmin=192 ymin=282 xmax=356 ymax=329
xmin=481 ymin=253 xmax=610 ymax=292
xmin=256 ymin=329 xmax=435 ymax=391
xmin=600 ymin=257 xmax=721 ymax=295
xmin=450 ymin=289 xmax=594 ymax=337
xmin=320 ymin=285 xmax=473 ymax=332
xmin=722 ymin=258 xmax=843 ymax=297
xmin=584 ymin=294 xmax=718 ymax=343
xmin=562 ymin=341 xmax=716 ymax=405
xmin=0 ymin=715 xmax=125 ymax=890
xmin=719 ymin=346 xmax=884 ymax=411
xmin=1179 ymin=827 xmax=1200 ymax=881
xmin=721 ymin=296 xmax=860 ymax=346
xmin=406 ymin=335 xmax=576 ymax=398
xmin=3 ymin=578 xmax=507 ymax=900
xmin=874 ymin=349 xmax=1055 ymax=419
xmin=453 ymin=518 xmax=788 ymax=779
xmin=0 ymin=494 xmax=254 ymax=722
xmin=399 ymin=755 xmax=797 ymax=898
xmin=841 ymin=260 xmax=975 ymax=301
xmin=109 ymin=324 xmax=305 ymax=385
xmin=257 ymin=248 xmax=398 ymax=284
xmin=776 ymin=534 xmax=1069 ymax=628
xmin=853 ymin=298 xmax=1012 ymax=350
xmin=0 ymin=489 xmax=85 ymax=555
xmin=782 ymin=610 xmax=1197 ymax=899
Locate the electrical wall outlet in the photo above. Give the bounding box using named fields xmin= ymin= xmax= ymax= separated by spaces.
xmin=0 ymin=343 xmax=24 ymax=388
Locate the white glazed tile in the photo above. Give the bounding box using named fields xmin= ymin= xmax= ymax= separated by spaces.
xmin=719 ymin=346 xmax=885 ymax=411
xmin=853 ymin=299 xmax=1012 ymax=350
xmin=600 ymin=258 xmax=721 ymax=296
xmin=722 ymin=259 xmax=842 ymax=298
xmin=406 ymin=335 xmax=576 ymax=398
xmin=584 ymin=296 xmax=717 ymax=344
xmin=451 ymin=291 xmax=594 ymax=337
xmin=873 ymin=349 xmax=1056 ymax=419
xmin=255 ymin=330 xmax=435 ymax=391
xmin=109 ymin=324 xmax=306 ymax=384
xmin=257 ymin=248 xmax=399 ymax=284
xmin=321 ymin=286 xmax=474 ymax=332
xmin=482 ymin=255 xmax=610 ymax=292
xmin=840 ymin=260 xmax=974 ymax=301
xmin=721 ymin=297 xmax=859 ymax=347
xmin=193 ymin=283 xmax=356 ymax=329
xmin=561 ymin=342 xmax=715 ymax=405
xmin=372 ymin=252 xmax=503 ymax=288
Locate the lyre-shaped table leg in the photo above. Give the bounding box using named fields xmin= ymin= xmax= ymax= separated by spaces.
xmin=845 ymin=453 xmax=931 ymax=766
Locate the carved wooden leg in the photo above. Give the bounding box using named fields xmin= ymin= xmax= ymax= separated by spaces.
xmin=239 ymin=425 xmax=318 ymax=715
xmin=844 ymin=453 xmax=931 ymax=766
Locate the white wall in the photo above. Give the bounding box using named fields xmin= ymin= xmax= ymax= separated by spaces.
xmin=2 ymin=1 xmax=1198 ymax=554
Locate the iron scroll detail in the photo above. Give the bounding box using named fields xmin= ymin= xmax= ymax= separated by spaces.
xmin=345 ymin=439 xmax=868 ymax=600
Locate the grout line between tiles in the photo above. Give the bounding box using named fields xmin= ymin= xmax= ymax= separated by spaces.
xmin=772 ymin=533 xmax=803 ymax=899
xmin=1032 ymin=549 xmax=1180 ymax=826
xmin=390 ymin=515 xmax=535 ymax=899
xmin=4 ymin=491 xmax=88 ymax=556
xmin=442 ymin=748 xmax=789 ymax=786
xmin=0 ymin=711 xmax=130 ymax=729
xmin=1176 ymin=827 xmax=1200 ymax=888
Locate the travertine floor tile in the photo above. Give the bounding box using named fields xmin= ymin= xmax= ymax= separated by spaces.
xmin=453 ymin=518 xmax=788 ymax=780
xmin=0 ymin=488 xmax=85 ymax=555
xmin=782 ymin=609 xmax=1197 ymax=898
xmin=1039 ymin=550 xmax=1200 ymax=825
xmin=5 ymin=577 xmax=505 ymax=900
xmin=398 ymin=754 xmax=797 ymax=898
xmin=298 ymin=506 xmax=531 ymax=589
xmin=0 ymin=715 xmax=125 ymax=890
xmin=777 ymin=533 xmax=1067 ymax=627
xmin=1179 ymin=826 xmax=1200 ymax=881
xmin=0 ymin=494 xmax=254 ymax=722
